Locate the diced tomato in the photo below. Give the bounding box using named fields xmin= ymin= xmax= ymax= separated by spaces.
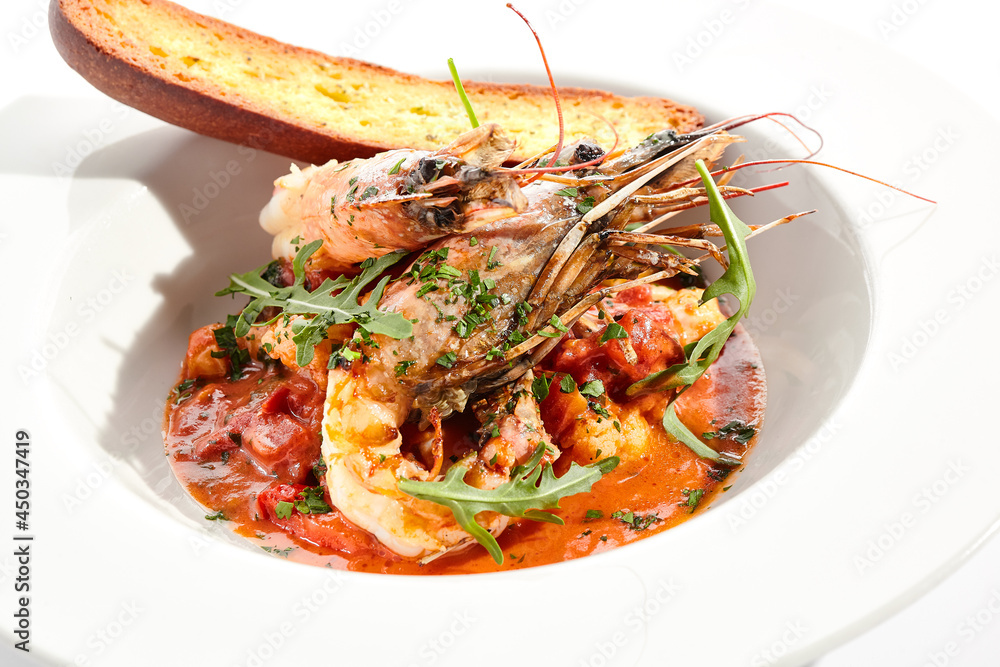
xmin=548 ymin=306 xmax=684 ymax=400
xmin=615 ymin=284 xmax=653 ymax=307
xmin=258 ymin=484 xmax=383 ymax=555
xmin=182 ymin=370 xmax=323 ymax=484
xmin=182 ymin=325 xmax=229 ymax=379
xmin=539 ymin=375 xmax=590 ymax=443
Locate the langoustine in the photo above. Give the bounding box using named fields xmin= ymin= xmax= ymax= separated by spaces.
xmin=312 ymin=129 xmax=772 ymax=562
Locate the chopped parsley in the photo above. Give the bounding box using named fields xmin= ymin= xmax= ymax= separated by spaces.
xmin=589 ymin=401 xmax=612 ymax=419
xmin=680 ymin=488 xmax=704 ymax=513
xmin=611 ymin=509 xmax=661 ymax=531
xmin=486 ymin=246 xmax=501 ymax=270
xmin=436 ymin=351 xmax=458 ymax=368
xmin=172 ymin=378 xmax=197 ymax=404
xmin=539 ymin=315 xmax=569 ymax=338
xmin=702 ymin=421 xmax=756 ymax=445
xmin=274 ymin=486 xmax=332 ymax=519
xmin=211 ymin=314 xmax=251 ymax=380
xmin=388 ymin=157 xmax=406 ymax=175
xmin=600 ymin=322 xmax=629 ymax=344
xmin=531 ymin=373 xmax=553 ymax=402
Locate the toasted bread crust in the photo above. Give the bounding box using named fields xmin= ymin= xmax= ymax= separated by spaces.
xmin=50 ymin=0 xmax=704 ymax=164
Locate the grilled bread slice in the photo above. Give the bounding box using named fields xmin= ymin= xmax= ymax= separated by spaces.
xmin=50 ymin=0 xmax=704 ymax=164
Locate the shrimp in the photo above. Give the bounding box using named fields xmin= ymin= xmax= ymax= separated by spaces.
xmin=321 ymin=369 xmax=556 ymax=560
xmin=315 ymin=127 xmax=784 ymax=560
xmin=260 ymin=123 xmax=528 ymax=273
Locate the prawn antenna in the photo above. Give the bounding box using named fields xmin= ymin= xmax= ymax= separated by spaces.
xmin=695 ymin=112 xmax=824 ymax=158
xmin=678 ymin=158 xmax=937 ymax=204
xmin=507 ymin=4 xmax=565 ymax=170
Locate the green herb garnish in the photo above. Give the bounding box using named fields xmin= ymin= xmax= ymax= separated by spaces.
xmin=172 ymin=378 xmax=197 ymax=404
xmin=576 ymin=196 xmax=596 ymax=214
xmin=294 ymin=486 xmax=333 ymax=514
xmin=211 ymin=314 xmax=251 ymax=380
xmin=539 ymin=315 xmax=569 ymax=338
xmin=625 ymin=160 xmax=755 ymax=465
xmin=600 ymin=322 xmax=628 ymax=344
xmin=215 ymin=241 xmax=413 ymax=367
xmin=436 ymin=351 xmax=458 ymax=368
xmin=398 ymin=446 xmax=619 ymax=563
xmin=274 ymin=487 xmax=331 ymax=519
xmin=448 ymin=57 xmax=479 ymax=129
xmin=531 ymin=373 xmax=553 ymax=402
xmin=274 ymin=501 xmax=294 ymax=519
xmin=703 ymin=420 xmax=756 ymax=444
xmin=611 ymin=509 xmax=661 ymax=531
xmin=486 ymin=246 xmax=501 ymax=270
xmin=388 ymin=157 xmax=406 ymax=175
xmin=680 ymin=488 xmax=704 ymax=513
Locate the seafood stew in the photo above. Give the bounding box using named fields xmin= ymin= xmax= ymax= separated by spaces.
xmin=163 ymin=121 xmax=784 ymax=574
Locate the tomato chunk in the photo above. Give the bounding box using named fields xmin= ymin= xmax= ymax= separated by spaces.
xmin=258 ymin=484 xmax=387 ymax=555
xmin=549 ymin=307 xmax=684 ymax=400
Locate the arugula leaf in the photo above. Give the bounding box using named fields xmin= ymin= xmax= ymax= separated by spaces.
xmin=624 ymin=160 xmax=756 ymax=464
xmin=398 ymin=446 xmax=619 ymax=563
xmin=216 ymin=242 xmax=413 ymax=366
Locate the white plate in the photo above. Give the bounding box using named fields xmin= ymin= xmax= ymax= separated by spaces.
xmin=5 ymin=2 xmax=1000 ymax=666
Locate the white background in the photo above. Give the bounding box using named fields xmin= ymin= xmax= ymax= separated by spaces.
xmin=1 ymin=0 xmax=998 ymax=665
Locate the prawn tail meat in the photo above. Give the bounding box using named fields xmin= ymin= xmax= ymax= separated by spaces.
xmin=320 ymin=367 xmax=555 ymax=562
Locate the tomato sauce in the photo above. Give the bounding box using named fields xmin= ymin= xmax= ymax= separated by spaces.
xmin=164 ymin=290 xmax=765 ymax=575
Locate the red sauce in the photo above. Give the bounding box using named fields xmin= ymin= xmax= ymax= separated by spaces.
xmin=164 ymin=290 xmax=765 ymax=574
